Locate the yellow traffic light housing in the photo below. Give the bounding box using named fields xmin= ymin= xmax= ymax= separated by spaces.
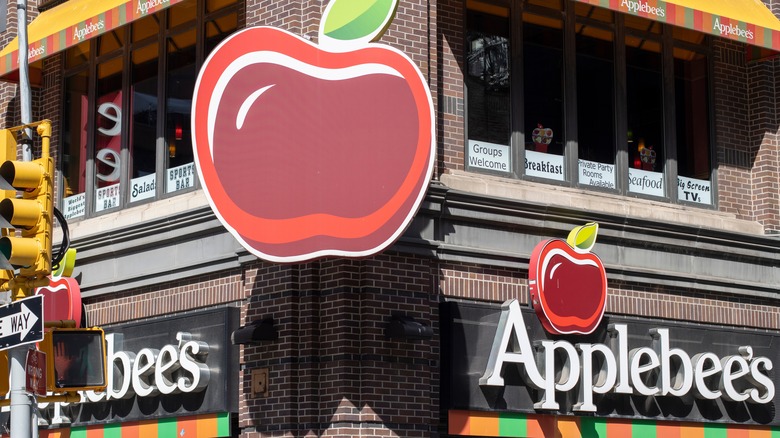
xmin=0 ymin=122 xmax=54 ymax=298
xmin=40 ymin=328 xmax=107 ymax=393
xmin=0 ymin=350 xmax=7 ymax=396
xmin=0 ymin=130 xmax=17 ymax=290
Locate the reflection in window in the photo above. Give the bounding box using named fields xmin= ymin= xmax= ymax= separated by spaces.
xmin=59 ymin=0 xmax=240 ymax=218
xmin=626 ymin=43 xmax=664 ymax=174
xmin=466 ymin=9 xmax=510 ymax=146
xmin=463 ymin=1 xmax=714 ymax=205
xmin=675 ymin=51 xmax=710 ymax=180
xmin=62 ymin=71 xmax=89 ymax=220
xmin=166 ymin=29 xmax=197 ymax=193
xmin=95 ymin=56 xmax=123 ymax=213
xmin=130 ymin=43 xmax=159 ymax=203
xmin=524 ymin=13 xmax=563 ymax=155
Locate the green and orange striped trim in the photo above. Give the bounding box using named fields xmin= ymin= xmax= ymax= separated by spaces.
xmin=449 ymin=410 xmax=780 ymax=437
xmin=0 ymin=0 xmax=186 ymax=77
xmin=575 ymin=0 xmax=780 ymax=51
xmin=24 ymin=412 xmax=231 ymax=438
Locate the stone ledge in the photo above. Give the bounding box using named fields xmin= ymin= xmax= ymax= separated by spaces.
xmin=440 ymin=171 xmax=764 ymax=236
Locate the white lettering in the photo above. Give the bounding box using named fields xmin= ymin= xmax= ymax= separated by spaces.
xmin=482 ymin=300 xmax=775 ymax=411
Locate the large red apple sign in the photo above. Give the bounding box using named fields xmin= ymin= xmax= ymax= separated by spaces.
xmin=529 ymin=223 xmax=607 ymax=335
xmin=192 ymin=0 xmax=435 ymax=263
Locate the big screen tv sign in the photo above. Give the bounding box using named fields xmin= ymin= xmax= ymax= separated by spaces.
xmin=192 ymin=0 xmax=435 ymax=263
xmin=444 ymin=224 xmax=778 ymax=426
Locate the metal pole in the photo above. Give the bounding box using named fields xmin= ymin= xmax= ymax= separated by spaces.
xmin=18 ymin=0 xmax=32 ymax=160
xmin=11 ymin=0 xmax=34 ymax=436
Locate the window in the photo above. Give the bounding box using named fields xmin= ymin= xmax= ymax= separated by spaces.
xmin=60 ymin=0 xmax=240 ymax=220
xmin=465 ymin=0 xmax=714 ymax=206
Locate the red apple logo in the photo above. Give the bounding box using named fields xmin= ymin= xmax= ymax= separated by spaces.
xmin=529 ymin=223 xmax=607 ymax=335
xmin=191 ymin=0 xmax=434 ymax=263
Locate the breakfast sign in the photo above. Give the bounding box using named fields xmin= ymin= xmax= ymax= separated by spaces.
xmin=443 ymin=223 xmax=778 ymax=426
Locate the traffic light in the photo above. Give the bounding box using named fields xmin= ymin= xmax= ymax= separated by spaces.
xmin=0 ymin=130 xmax=17 ymax=290
xmin=0 ymin=123 xmax=54 ymax=297
xmin=40 ymin=328 xmax=106 ymax=392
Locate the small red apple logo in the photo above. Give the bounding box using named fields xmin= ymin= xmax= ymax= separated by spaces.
xmin=192 ymin=0 xmax=434 ymax=263
xmin=529 ymin=223 xmax=607 ymax=335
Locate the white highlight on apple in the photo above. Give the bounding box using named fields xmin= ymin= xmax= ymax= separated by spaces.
xmin=236 ymin=85 xmax=275 ymax=130
xmin=207 ymin=51 xmax=404 ymax=159
xmin=480 ymin=300 xmax=776 ymax=412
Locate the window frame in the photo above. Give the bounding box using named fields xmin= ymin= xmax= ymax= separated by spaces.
xmin=58 ymin=0 xmax=241 ymax=220
xmin=464 ymin=0 xmax=718 ymax=208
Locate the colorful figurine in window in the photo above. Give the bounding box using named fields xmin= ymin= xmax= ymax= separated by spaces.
xmin=637 ymin=141 xmax=656 ymax=171
xmin=532 ymin=123 xmax=553 ymax=153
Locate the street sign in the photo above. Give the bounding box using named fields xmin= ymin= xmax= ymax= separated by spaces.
xmin=0 ymin=295 xmax=43 ymax=351
xmin=25 ymin=348 xmax=46 ymax=396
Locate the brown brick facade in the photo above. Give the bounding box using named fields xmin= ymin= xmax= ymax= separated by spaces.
xmin=0 ymin=0 xmax=777 ymax=436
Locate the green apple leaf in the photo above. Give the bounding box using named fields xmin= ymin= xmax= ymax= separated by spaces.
xmin=320 ymin=0 xmax=398 ymax=45
xmin=566 ymin=222 xmax=599 ymax=252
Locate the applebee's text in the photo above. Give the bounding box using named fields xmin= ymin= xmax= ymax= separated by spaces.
xmin=468 ymin=140 xmax=510 ymax=173
xmin=481 ymin=300 xmax=775 ymax=412
xmin=28 ymin=46 xmax=45 ymax=60
xmin=31 ymin=331 xmax=210 ymax=425
xmin=138 ymin=0 xmax=170 ymax=15
xmin=578 ymin=159 xmax=615 ymax=189
xmin=620 ymin=0 xmax=664 ymax=17
xmin=714 ymin=18 xmax=754 ymax=40
xmin=73 ymin=20 xmax=105 ymax=42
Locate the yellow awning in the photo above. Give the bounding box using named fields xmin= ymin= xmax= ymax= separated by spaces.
xmin=0 ymin=0 xmax=187 ymax=78
xmin=575 ymin=0 xmax=780 ymax=51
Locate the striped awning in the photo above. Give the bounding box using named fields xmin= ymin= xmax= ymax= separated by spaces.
xmin=576 ymin=0 xmax=780 ymax=51
xmin=0 ymin=0 xmax=188 ymax=77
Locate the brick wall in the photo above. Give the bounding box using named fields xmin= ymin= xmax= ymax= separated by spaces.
xmin=85 ymin=270 xmax=245 ymax=326
xmin=237 ymin=255 xmax=439 ymax=437
xmin=439 ymin=0 xmax=465 ymax=174
xmin=440 ymin=262 xmax=780 ymax=330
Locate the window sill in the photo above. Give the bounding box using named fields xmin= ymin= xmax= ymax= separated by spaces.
xmin=440 ymin=170 xmax=764 ymax=236
xmin=56 ymin=189 xmax=211 ymax=243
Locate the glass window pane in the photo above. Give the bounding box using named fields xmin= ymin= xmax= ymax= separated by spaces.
xmin=168 ymin=1 xmax=197 ymax=28
xmin=626 ymin=42 xmax=664 ymax=197
xmin=66 ymin=41 xmax=90 ymax=69
xmin=466 ymin=10 xmax=511 ymax=148
xmin=524 ymin=13 xmax=564 ymax=154
xmin=673 ymin=27 xmax=706 ymax=45
xmin=98 ymin=30 xmax=124 ymax=56
xmin=130 ymin=43 xmax=159 ymax=203
xmin=165 ymin=30 xmax=197 ymax=193
xmin=524 ymin=12 xmax=564 ymax=181
xmin=527 ymin=0 xmax=562 ymax=11
xmin=132 ymin=14 xmax=159 ymax=43
xmin=576 ymin=23 xmax=616 ymax=189
xmin=62 ymin=71 xmax=89 ymax=220
xmin=675 ymin=51 xmax=711 ymax=204
xmin=207 ymin=0 xmax=234 ymax=13
xmin=625 ymin=14 xmax=661 ymax=34
xmin=95 ymin=57 xmax=124 ymax=213
xmin=575 ymin=3 xmax=613 ymax=23
xmin=205 ymin=12 xmax=238 ymax=55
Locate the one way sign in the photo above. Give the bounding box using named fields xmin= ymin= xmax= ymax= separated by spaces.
xmin=0 ymin=295 xmax=43 ymax=351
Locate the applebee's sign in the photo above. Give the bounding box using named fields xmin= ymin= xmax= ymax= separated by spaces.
xmin=481 ymin=300 xmax=775 ymax=412
xmin=480 ymin=224 xmax=775 ymax=415
xmin=192 ymin=0 xmax=435 ymax=263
